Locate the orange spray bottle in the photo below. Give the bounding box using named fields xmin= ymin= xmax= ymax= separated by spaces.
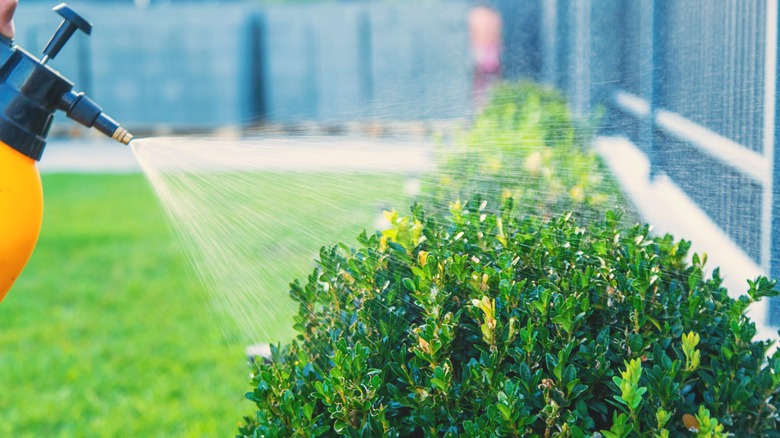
xmin=0 ymin=3 xmax=132 ymax=302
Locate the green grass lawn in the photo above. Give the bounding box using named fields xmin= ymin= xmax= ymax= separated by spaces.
xmin=0 ymin=172 xmax=408 ymax=437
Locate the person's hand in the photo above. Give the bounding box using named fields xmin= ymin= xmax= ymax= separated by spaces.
xmin=0 ymin=0 xmax=17 ymax=39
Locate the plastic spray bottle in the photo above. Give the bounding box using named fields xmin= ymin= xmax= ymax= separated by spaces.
xmin=0 ymin=3 xmax=132 ymax=302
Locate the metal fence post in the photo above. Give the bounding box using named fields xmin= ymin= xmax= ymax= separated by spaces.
xmin=540 ymin=0 xmax=557 ymax=86
xmin=357 ymin=11 xmax=373 ymax=111
xmin=571 ymin=0 xmax=591 ymax=118
xmin=771 ymin=0 xmax=780 ymax=323
xmin=637 ymin=0 xmax=654 ymax=154
xmin=772 ymin=126 xmax=780 ymax=322
xmin=648 ymin=0 xmax=666 ymax=179
xmin=496 ymin=0 xmax=542 ymax=80
xmin=555 ymin=0 xmax=568 ymax=90
xmin=248 ymin=13 xmax=266 ymax=123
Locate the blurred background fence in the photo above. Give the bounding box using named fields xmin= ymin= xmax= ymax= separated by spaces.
xmin=519 ymin=0 xmax=780 ymax=323
xmin=15 ymin=1 xmax=473 ymax=130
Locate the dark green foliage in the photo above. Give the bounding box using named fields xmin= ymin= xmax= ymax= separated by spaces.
xmin=425 ymin=81 xmax=628 ymax=224
xmin=239 ymin=199 xmax=780 ymax=437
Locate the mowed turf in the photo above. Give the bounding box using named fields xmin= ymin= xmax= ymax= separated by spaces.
xmin=0 ymin=173 xmax=407 ymax=437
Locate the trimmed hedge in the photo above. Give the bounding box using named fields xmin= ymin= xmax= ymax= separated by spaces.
xmin=425 ymin=81 xmax=626 ymax=224
xmin=239 ymin=200 xmax=780 ymax=437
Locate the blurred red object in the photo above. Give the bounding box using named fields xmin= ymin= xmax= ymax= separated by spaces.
xmin=469 ymin=5 xmax=502 ymax=108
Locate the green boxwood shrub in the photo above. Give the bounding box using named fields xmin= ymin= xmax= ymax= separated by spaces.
xmin=239 ymin=199 xmax=780 ymax=437
xmin=425 ymin=81 xmax=627 ymax=224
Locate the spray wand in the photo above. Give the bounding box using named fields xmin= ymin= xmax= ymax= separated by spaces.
xmin=0 ymin=3 xmax=133 ymax=301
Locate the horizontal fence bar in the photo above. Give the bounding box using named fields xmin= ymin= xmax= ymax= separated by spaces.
xmin=613 ymin=90 xmax=650 ymax=118
xmin=763 ymin=0 xmax=777 ymax=273
xmin=655 ymin=110 xmax=769 ymax=185
xmin=611 ymin=90 xmax=769 ymax=186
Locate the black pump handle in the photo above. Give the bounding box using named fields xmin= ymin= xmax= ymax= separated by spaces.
xmin=41 ymin=3 xmax=92 ymax=65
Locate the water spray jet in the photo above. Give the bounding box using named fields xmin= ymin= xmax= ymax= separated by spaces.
xmin=0 ymin=3 xmax=133 ymax=301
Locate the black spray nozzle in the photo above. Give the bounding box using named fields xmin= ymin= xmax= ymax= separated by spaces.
xmin=0 ymin=3 xmax=133 ymax=160
xmin=42 ymin=3 xmax=92 ymax=65
xmin=59 ymin=91 xmax=133 ymax=144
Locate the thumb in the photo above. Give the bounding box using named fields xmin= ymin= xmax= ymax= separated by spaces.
xmin=0 ymin=0 xmax=17 ymax=39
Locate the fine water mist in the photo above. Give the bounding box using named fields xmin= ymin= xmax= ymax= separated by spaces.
xmin=131 ymin=136 xmax=431 ymax=343
xmin=130 ymin=123 xmax=779 ymax=347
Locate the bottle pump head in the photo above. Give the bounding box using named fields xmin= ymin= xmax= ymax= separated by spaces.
xmin=0 ymin=3 xmax=132 ymax=161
